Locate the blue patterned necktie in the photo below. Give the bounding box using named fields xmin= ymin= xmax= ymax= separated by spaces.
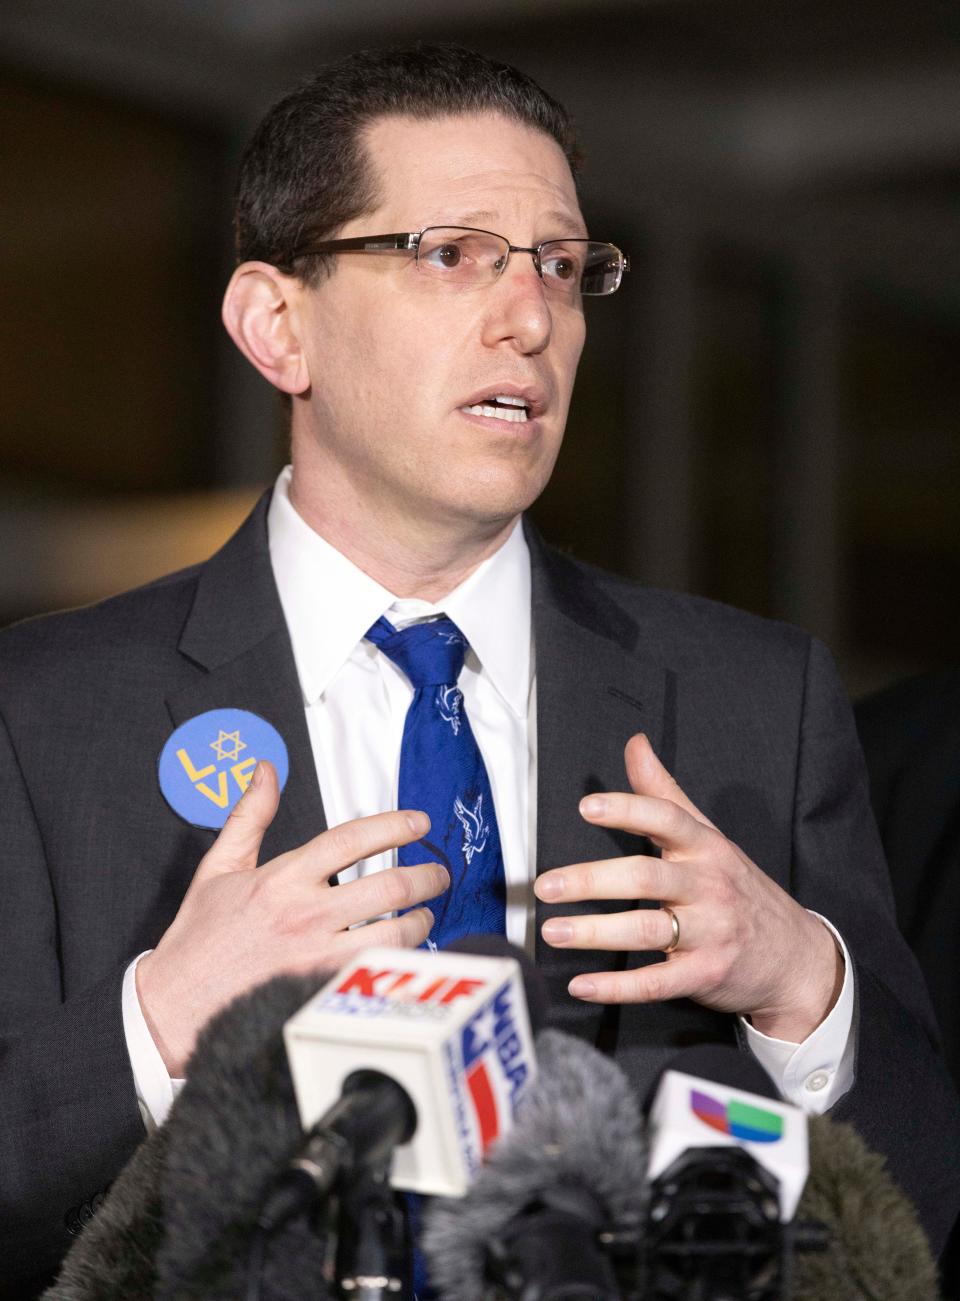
xmin=365 ymin=614 xmax=506 ymax=946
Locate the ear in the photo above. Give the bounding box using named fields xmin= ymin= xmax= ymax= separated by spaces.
xmin=221 ymin=262 xmax=311 ymax=395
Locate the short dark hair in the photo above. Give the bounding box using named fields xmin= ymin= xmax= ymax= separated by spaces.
xmin=234 ymin=43 xmax=581 ymax=282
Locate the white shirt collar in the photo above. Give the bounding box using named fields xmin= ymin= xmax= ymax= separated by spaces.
xmin=267 ymin=466 xmax=532 ymax=717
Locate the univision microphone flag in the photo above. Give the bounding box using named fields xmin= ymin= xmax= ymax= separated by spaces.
xmin=647 ymin=1069 xmax=809 ymax=1221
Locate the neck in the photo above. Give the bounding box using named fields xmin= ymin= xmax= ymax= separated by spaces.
xmin=288 ymin=463 xmax=519 ymax=604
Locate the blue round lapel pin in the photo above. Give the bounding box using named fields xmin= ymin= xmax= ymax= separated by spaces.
xmin=158 ymin=709 xmax=289 ymax=829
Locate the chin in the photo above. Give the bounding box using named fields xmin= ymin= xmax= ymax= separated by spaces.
xmin=434 ymin=484 xmax=544 ymax=530
xmin=449 ymin=459 xmax=554 ymax=519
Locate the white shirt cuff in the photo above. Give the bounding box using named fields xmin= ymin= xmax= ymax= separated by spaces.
xmin=740 ymin=913 xmax=855 ymax=1115
xmin=121 ymin=951 xmax=187 ymax=1131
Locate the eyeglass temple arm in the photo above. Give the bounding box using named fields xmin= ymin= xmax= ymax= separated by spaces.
xmin=291 ymin=233 xmax=417 ymax=258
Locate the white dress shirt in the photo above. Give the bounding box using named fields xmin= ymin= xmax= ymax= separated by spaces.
xmin=123 ymin=466 xmax=854 ymax=1127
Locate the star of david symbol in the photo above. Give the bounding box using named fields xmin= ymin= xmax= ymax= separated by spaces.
xmin=210 ymin=729 xmax=246 ymax=762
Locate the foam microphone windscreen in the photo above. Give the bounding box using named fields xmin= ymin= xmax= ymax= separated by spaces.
xmin=44 ymin=973 xmax=331 ymax=1301
xmin=792 ymin=1114 xmax=939 ymax=1301
xmin=42 ymin=1121 xmax=171 ymax=1300
xmin=422 ymin=1027 xmax=648 ymax=1300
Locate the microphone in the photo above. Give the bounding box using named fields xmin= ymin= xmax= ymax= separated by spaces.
xmin=256 ymin=1067 xmax=416 ymax=1233
xmin=44 ymin=972 xmax=334 ymax=1301
xmin=48 ymin=940 xmax=543 ymax=1300
xmin=422 ymin=1030 xmax=941 ymax=1301
xmin=643 ymin=1044 xmax=816 ymax=1299
xmin=792 ymin=1114 xmax=939 ymax=1301
xmin=644 ymin=1042 xmax=809 ymax=1218
xmin=256 ymin=938 xmax=543 ymax=1298
xmin=643 ymin=1043 xmax=940 ymax=1300
xmin=277 ymin=940 xmax=542 ymax=1208
xmin=44 ymin=970 xmax=940 ymax=1301
xmin=422 ymin=1028 xmax=649 ymax=1301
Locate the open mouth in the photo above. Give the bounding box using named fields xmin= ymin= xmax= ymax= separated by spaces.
xmin=460 ymin=395 xmax=531 ymax=424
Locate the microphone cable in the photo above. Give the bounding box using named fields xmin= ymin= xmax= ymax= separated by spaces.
xmin=245 ymin=1221 xmax=270 ymax=1301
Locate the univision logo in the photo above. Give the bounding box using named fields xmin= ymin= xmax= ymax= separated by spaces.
xmin=690 ymin=1089 xmax=784 ymax=1144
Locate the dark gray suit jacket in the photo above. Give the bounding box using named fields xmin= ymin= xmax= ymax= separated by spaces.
xmin=855 ymin=670 xmax=960 ymax=1296
xmin=855 ymin=669 xmax=960 ymax=1093
xmin=2 ymin=495 xmax=958 ymax=1295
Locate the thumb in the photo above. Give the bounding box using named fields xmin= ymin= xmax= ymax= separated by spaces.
xmin=624 ymin=732 xmax=717 ymax=830
xmin=195 ymin=759 xmax=280 ymax=878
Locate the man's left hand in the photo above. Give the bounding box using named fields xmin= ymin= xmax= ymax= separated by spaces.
xmin=535 ymin=733 xmax=843 ymax=1042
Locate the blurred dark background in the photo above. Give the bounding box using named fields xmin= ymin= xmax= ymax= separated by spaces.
xmin=2 ymin=0 xmax=958 ymax=698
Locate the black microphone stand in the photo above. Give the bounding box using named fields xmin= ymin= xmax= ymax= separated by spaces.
xmin=249 ymin=1070 xmax=415 ymax=1301
xmin=335 ymin=1157 xmax=409 ymax=1301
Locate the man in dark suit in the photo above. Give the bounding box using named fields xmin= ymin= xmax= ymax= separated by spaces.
xmin=2 ymin=44 xmax=958 ymax=1296
xmin=855 ymin=668 xmax=960 ymax=1296
xmin=856 ymin=667 xmax=960 ymax=1093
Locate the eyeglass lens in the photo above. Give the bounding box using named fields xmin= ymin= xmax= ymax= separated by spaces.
xmin=415 ymin=228 xmax=624 ymax=296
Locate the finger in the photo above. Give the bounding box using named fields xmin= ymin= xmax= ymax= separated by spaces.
xmin=577 ymin=789 xmax=715 ymax=855
xmin=196 ymin=760 xmax=280 ymax=879
xmin=624 ymin=732 xmax=718 ymax=831
xmin=291 ymin=908 xmax=438 ymax=978
xmin=535 ymin=855 xmax=693 ymax=905
xmin=272 ymin=809 xmax=432 ymax=884
xmin=347 ymin=906 xmax=437 ymax=951
xmin=567 ymin=954 xmax=701 ymax=1004
xmin=322 ymin=862 xmax=450 ymax=929
xmin=541 ymin=906 xmax=682 ymax=953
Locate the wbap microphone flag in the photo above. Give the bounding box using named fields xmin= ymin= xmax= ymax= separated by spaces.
xmin=284 ymin=946 xmax=537 ymax=1196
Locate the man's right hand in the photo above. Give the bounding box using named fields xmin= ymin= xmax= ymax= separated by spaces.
xmin=136 ymin=760 xmax=446 ymax=1077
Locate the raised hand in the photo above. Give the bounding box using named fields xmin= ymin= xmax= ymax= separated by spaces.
xmin=136 ymin=760 xmax=446 ymax=1075
xmin=535 ymin=733 xmax=842 ymax=1042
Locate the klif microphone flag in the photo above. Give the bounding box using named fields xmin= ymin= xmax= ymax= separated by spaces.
xmin=283 ymin=945 xmax=537 ymax=1198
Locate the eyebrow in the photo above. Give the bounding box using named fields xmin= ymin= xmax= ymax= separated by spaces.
xmin=434 ymin=209 xmax=589 ymax=238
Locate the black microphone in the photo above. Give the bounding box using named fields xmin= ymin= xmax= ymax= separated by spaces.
xmin=43 ymin=972 xmax=333 ymax=1301
xmin=264 ymin=936 xmax=546 ymax=1227
xmin=792 ymin=1113 xmax=939 ymax=1301
xmin=257 ymin=1068 xmax=416 ymax=1233
xmin=422 ymin=1028 xmax=648 ymax=1301
xmin=45 ymin=942 xmax=545 ymax=1301
xmin=643 ymin=1043 xmax=940 ymax=1300
xmin=424 ymin=1032 xmax=941 ymax=1301
xmin=643 ymin=1043 xmax=819 ymax=1300
xmin=260 ymin=936 xmax=547 ymax=1301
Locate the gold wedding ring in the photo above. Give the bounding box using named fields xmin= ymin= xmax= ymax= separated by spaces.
xmin=662 ymin=905 xmax=681 ymax=953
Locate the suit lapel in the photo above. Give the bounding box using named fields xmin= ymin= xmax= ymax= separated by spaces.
xmin=166 ymin=504 xmax=679 ymax=1048
xmin=167 ymin=493 xmax=326 ymax=865
xmin=528 ymin=525 xmax=669 ymax=1045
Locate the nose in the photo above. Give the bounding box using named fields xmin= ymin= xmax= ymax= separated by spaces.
xmin=480 ymin=252 xmax=553 ymax=355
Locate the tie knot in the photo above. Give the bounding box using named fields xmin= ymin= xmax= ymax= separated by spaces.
xmin=365 ymin=615 xmax=468 ymax=687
